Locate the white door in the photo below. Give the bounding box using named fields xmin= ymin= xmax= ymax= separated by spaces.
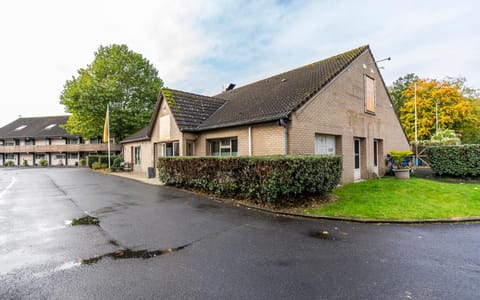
xmin=315 ymin=135 xmax=336 ymax=155
xmin=354 ymin=138 xmax=361 ymax=181
xmin=373 ymin=140 xmax=379 ymax=175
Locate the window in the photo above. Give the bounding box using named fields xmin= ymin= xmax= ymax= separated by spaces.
xmin=158 ymin=141 xmax=179 ymax=157
xmin=134 ymin=146 xmax=141 ymax=165
xmin=364 ymin=75 xmax=376 ymax=114
xmin=44 ymin=124 xmax=56 ymax=130
xmin=68 ymin=153 xmax=78 ymax=159
xmin=6 ymin=154 xmax=15 ymax=160
xmin=68 ymin=138 xmax=79 ymax=144
xmin=56 ymin=154 xmax=65 ymax=160
xmin=25 ymin=139 xmax=35 ymax=145
xmin=14 ymin=125 xmax=27 ymax=131
xmin=315 ymin=134 xmax=336 ymax=155
xmin=6 ymin=140 xmax=15 ymax=146
xmin=35 ymin=154 xmax=45 ymax=160
xmin=89 ymin=138 xmax=100 ymax=144
xmin=186 ymin=140 xmax=195 ymax=156
xmin=210 ymin=138 xmax=238 ymax=156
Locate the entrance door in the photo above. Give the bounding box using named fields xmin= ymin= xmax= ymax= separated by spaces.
xmin=373 ymin=140 xmax=379 ymax=175
xmin=354 ymin=138 xmax=361 ymax=181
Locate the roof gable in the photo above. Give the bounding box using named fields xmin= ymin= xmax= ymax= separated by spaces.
xmin=197 ymin=45 xmax=369 ymax=130
xmin=162 ymin=89 xmax=227 ymax=131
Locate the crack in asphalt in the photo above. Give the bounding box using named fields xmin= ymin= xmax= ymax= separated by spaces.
xmin=45 ymin=174 xmax=127 ymax=249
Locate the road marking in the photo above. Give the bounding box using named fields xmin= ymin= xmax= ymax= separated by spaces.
xmin=0 ymin=177 xmax=16 ymax=199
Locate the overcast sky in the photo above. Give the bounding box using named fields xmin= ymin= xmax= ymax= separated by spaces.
xmin=0 ymin=0 xmax=479 ymax=126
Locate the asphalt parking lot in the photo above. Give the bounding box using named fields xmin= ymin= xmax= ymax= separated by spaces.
xmin=1 ymin=168 xmax=480 ymax=299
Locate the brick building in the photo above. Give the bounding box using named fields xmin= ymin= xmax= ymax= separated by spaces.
xmin=0 ymin=115 xmax=121 ymax=167
xmin=121 ymin=45 xmax=409 ymax=183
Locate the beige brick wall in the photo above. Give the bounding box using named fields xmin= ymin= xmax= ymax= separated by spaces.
xmin=196 ymin=127 xmax=249 ymax=156
xmin=290 ymin=50 xmax=409 ymax=183
xmin=251 ymin=123 xmax=285 ymax=155
xmin=195 ymin=122 xmax=284 ymax=156
xmin=123 ymin=140 xmax=153 ymax=175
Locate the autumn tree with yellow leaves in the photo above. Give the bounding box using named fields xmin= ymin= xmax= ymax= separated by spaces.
xmin=398 ymin=78 xmax=478 ymax=142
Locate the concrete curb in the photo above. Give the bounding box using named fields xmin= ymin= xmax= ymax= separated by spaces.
xmin=237 ymin=202 xmax=480 ymax=224
xmin=95 ymin=170 xmax=480 ymax=225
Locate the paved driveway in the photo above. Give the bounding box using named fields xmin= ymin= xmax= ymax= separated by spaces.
xmin=1 ymin=168 xmax=480 ymax=299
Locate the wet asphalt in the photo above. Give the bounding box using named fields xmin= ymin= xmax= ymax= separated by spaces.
xmin=1 ymin=168 xmax=480 ymax=299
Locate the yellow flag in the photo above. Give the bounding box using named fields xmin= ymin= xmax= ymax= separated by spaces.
xmin=103 ymin=105 xmax=109 ymax=143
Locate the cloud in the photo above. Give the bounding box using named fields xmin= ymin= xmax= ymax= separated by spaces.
xmin=0 ymin=0 xmax=479 ymax=126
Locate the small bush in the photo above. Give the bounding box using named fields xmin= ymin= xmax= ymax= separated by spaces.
xmin=111 ymin=157 xmax=123 ymax=171
xmin=427 ymin=145 xmax=480 ymax=177
xmin=79 ymin=159 xmax=86 ymax=167
xmin=92 ymin=161 xmax=102 ymax=170
xmin=22 ymin=159 xmax=29 ymax=167
xmin=38 ymin=159 xmax=48 ymax=167
xmin=158 ymin=155 xmax=343 ymax=205
xmin=6 ymin=160 xmax=15 ymax=167
xmin=86 ymin=155 xmax=120 ymax=168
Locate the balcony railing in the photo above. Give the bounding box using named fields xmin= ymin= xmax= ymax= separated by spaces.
xmin=0 ymin=143 xmax=122 ymax=153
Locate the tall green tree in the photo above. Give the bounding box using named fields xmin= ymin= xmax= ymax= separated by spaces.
xmin=60 ymin=44 xmax=163 ymax=141
xmin=388 ymin=73 xmax=418 ymax=112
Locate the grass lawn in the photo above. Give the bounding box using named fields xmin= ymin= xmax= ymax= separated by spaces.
xmin=306 ymin=177 xmax=480 ymax=220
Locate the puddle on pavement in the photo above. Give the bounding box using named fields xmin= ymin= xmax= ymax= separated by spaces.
xmin=80 ymin=244 xmax=190 ymax=265
xmin=71 ymin=215 xmax=100 ymax=226
xmin=307 ymin=230 xmax=338 ymax=241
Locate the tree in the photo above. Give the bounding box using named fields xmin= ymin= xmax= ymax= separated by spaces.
xmin=460 ymin=98 xmax=480 ymax=144
xmin=399 ymin=78 xmax=475 ymax=142
xmin=60 ymin=44 xmax=163 ymax=141
xmin=388 ymin=73 xmax=418 ymax=112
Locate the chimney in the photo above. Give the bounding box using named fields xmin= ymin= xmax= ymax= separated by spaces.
xmin=223 ymin=83 xmax=235 ymax=92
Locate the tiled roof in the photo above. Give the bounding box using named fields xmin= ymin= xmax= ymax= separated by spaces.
xmin=162 ymin=89 xmax=227 ymax=131
xmin=197 ymin=45 xmax=369 ymax=130
xmin=0 ymin=116 xmax=73 ymax=139
xmin=120 ymin=125 xmax=150 ymax=143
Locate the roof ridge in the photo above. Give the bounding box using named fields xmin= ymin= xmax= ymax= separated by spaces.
xmin=216 ymin=45 xmax=369 ymax=97
xmin=162 ymin=88 xmax=227 ymax=103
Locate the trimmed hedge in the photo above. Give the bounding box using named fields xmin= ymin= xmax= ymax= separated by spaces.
xmin=86 ymin=155 xmax=120 ymax=168
xmin=158 ymin=155 xmax=343 ymax=204
xmin=426 ymin=145 xmax=480 ymax=177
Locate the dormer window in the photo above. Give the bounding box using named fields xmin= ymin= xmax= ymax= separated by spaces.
xmin=15 ymin=125 xmax=27 ymax=131
xmin=44 ymin=124 xmax=57 ymax=130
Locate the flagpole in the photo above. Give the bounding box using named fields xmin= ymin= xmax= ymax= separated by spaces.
xmin=107 ymin=104 xmax=111 ymax=169
xmin=414 ymin=82 xmax=418 ymax=168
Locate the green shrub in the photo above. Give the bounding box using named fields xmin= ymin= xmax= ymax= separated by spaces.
xmin=86 ymin=155 xmax=120 ymax=168
xmin=79 ymin=159 xmax=86 ymax=167
xmin=6 ymin=160 xmax=15 ymax=167
xmin=426 ymin=145 xmax=480 ymax=177
xmin=158 ymin=155 xmax=343 ymax=205
xmin=111 ymin=157 xmax=124 ymax=171
xmin=91 ymin=161 xmax=102 ymax=170
xmin=22 ymin=159 xmax=29 ymax=167
xmin=38 ymin=159 xmax=48 ymax=167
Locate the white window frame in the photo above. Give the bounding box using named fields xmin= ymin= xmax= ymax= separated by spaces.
xmin=158 ymin=141 xmax=180 ymax=157
xmin=134 ymin=146 xmax=141 ymax=165
xmin=210 ymin=138 xmax=238 ymax=157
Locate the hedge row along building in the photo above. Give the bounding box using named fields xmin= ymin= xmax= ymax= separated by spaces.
xmin=121 ymin=45 xmax=409 ymax=183
xmin=0 ymin=115 xmax=121 ymax=166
